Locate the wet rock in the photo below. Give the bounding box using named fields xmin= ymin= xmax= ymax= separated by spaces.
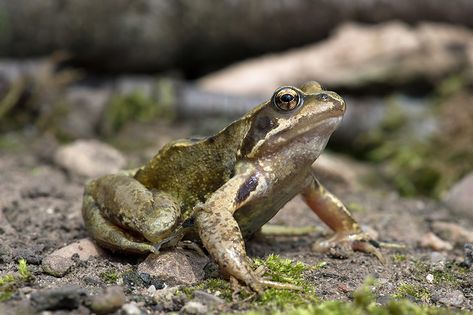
xmin=435 ymin=289 xmax=465 ymax=307
xmin=30 ymin=286 xmax=88 ymax=311
xmin=42 ymin=238 xmax=104 ymax=277
xmin=138 ymin=249 xmax=210 ymax=286
xmin=89 ymin=286 xmax=126 ymax=315
xmin=181 ymin=301 xmax=208 ymax=315
xmin=54 ymin=140 xmax=126 ymax=178
xmin=420 ymin=232 xmax=453 ymax=251
xmin=443 ymin=172 xmax=473 ymax=221
xmin=432 ymin=221 xmax=473 ymax=244
xmin=121 ymin=302 xmax=143 ymax=315
xmin=463 ymin=243 xmax=473 ymax=268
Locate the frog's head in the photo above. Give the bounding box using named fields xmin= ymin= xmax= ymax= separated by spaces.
xmin=239 ymin=81 xmax=345 ymax=162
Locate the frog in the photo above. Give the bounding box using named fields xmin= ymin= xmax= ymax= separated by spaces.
xmin=82 ymin=81 xmax=382 ymax=294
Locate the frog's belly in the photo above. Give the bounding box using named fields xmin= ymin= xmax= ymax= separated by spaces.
xmin=234 ymin=174 xmax=309 ymax=238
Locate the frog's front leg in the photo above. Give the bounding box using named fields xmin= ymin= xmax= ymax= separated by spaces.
xmin=302 ymin=172 xmax=385 ymax=263
xmin=195 ymin=172 xmax=301 ymax=294
xmin=82 ymin=173 xmax=180 ymax=254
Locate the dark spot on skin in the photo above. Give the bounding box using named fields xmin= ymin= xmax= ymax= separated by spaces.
xmin=255 ymin=116 xmax=275 ymax=133
xmin=182 ymin=217 xmax=195 ymax=228
xmin=235 ymin=175 xmax=259 ymax=204
xmin=206 ymin=136 xmax=216 ymax=144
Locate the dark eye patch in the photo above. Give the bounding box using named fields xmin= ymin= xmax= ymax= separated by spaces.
xmin=240 ymin=115 xmax=279 ymax=156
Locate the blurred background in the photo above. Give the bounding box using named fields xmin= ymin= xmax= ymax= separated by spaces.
xmin=0 ymin=0 xmax=472 ymax=219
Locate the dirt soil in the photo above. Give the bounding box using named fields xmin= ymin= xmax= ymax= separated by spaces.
xmin=0 ymin=134 xmax=472 ymax=314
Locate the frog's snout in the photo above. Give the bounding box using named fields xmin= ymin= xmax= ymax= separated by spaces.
xmin=326 ymin=91 xmax=346 ymax=115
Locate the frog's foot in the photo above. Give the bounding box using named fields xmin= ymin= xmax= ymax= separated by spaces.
xmin=313 ymin=232 xmax=386 ymax=265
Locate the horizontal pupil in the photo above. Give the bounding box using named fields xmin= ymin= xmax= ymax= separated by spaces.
xmin=280 ymin=94 xmax=294 ymax=102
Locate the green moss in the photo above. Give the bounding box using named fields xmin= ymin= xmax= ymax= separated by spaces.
xmin=101 ymin=89 xmax=174 ymax=136
xmin=412 ymin=260 xmax=463 ymax=287
xmin=190 ymin=278 xmax=233 ymax=301
xmin=0 ymin=260 xmax=33 ymax=302
xmin=254 ymin=254 xmax=307 ymax=286
xmin=17 ymin=259 xmax=31 ymax=281
xmin=253 ymin=255 xmax=318 ymax=309
xmin=392 ymin=253 xmax=407 ymax=263
xmin=185 ymin=255 xmax=319 ymax=308
xmin=0 ymin=274 xmax=15 ymax=286
xmin=393 ymin=283 xmax=430 ymax=302
xmin=240 ymin=277 xmax=464 ymax=315
xmin=99 ymin=269 xmax=120 ymax=284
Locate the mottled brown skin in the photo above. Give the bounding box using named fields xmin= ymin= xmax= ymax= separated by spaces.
xmin=82 ymin=81 xmax=381 ymax=293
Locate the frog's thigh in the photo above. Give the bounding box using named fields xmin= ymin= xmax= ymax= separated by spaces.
xmin=301 ymin=172 xmax=361 ymax=234
xmin=82 ymin=189 xmax=157 ymax=253
xmin=85 ymin=175 xmax=180 ymax=244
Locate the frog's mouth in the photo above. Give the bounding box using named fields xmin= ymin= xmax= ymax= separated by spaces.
xmin=273 ymin=112 xmax=343 ymax=146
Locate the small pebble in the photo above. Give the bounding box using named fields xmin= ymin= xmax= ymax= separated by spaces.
xmin=426 ymin=274 xmax=434 ymax=283
xmin=443 ymin=172 xmax=473 ymax=221
xmin=54 ymin=139 xmax=126 ymax=178
xmin=430 ymin=252 xmax=446 ymax=271
xmin=146 ymin=285 xmax=156 ymax=296
xmin=438 ymin=290 xmax=465 ymax=307
xmin=193 ymin=290 xmax=225 ymax=306
xmin=42 ymin=239 xmax=104 ymax=277
xmin=121 ymin=302 xmax=142 ymax=315
xmin=89 ymin=286 xmax=126 ymax=314
xmin=181 ymin=301 xmax=208 ymax=315
xmin=138 ymin=249 xmax=209 ymax=286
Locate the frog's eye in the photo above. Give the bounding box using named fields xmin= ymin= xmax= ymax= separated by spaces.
xmin=272 ymin=87 xmax=302 ymax=111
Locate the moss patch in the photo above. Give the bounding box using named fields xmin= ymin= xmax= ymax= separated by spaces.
xmin=0 ymin=259 xmax=33 ymax=302
xmin=99 ymin=269 xmax=120 ymax=284
xmin=393 ymin=282 xmax=431 ymax=303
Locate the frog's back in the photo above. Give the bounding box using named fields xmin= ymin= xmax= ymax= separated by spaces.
xmin=134 ymin=122 xmax=249 ymax=211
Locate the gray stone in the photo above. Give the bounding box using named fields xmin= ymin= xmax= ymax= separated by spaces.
xmin=430 ymin=252 xmax=446 ymax=271
xmin=54 ymin=140 xmax=126 ymax=178
xmin=89 ymin=286 xmax=126 ymax=315
xmin=138 ymin=249 xmax=209 ymax=286
xmin=444 ymin=172 xmax=473 ymax=222
xmin=180 ymin=301 xmax=208 ymax=315
xmin=438 ymin=290 xmax=465 ymax=307
xmin=30 ymin=286 xmax=88 ymax=311
xmin=193 ymin=290 xmax=225 ymax=307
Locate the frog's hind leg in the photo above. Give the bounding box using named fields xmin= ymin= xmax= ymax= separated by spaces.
xmin=302 ymin=172 xmax=385 ymax=264
xmin=82 ymin=191 xmax=157 ymax=254
xmin=82 ymin=174 xmax=181 ymax=254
